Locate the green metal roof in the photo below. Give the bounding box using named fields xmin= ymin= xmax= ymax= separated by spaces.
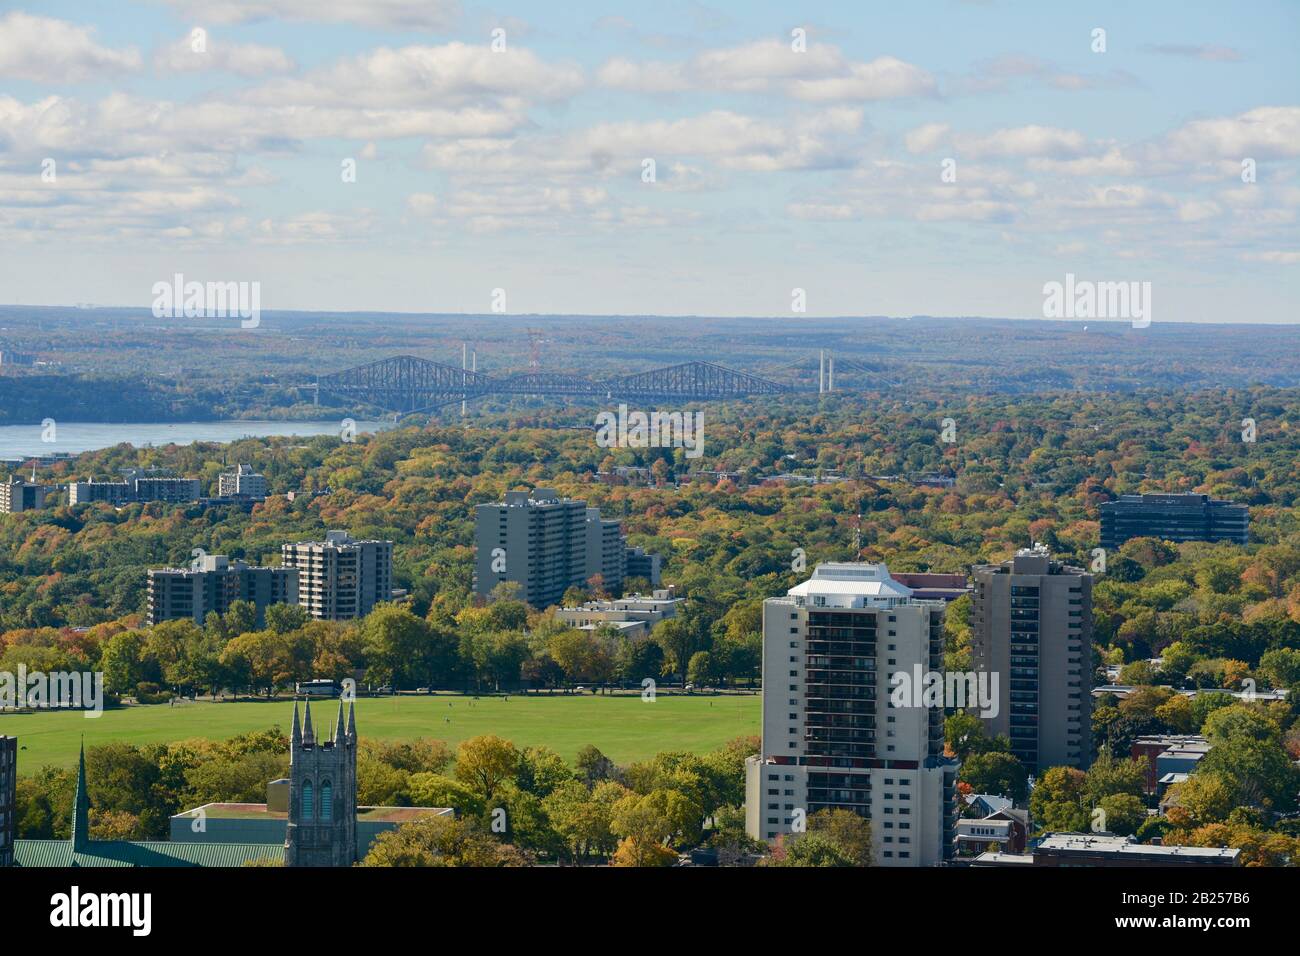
xmin=15 ymin=839 xmax=284 ymax=868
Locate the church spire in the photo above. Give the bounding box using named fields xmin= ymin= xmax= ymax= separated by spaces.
xmin=333 ymin=699 xmax=346 ymax=745
xmin=291 ymin=701 xmax=302 ymax=745
xmin=347 ymin=700 xmax=356 ymax=743
xmin=72 ymin=740 xmax=90 ymax=852
xmin=303 ymin=700 xmax=315 ymax=746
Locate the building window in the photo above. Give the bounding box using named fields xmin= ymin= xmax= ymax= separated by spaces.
xmin=302 ymin=781 xmax=314 ymax=820
xmin=320 ymin=780 xmax=333 ymax=820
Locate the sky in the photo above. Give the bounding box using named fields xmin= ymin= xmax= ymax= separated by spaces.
xmin=0 ymin=0 xmax=1297 ymax=321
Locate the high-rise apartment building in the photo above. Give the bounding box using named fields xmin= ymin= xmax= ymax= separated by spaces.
xmin=0 ymin=735 xmax=15 ymax=867
xmin=970 ymin=545 xmax=1093 ymax=773
xmin=744 ymin=563 xmax=957 ymax=867
xmin=585 ymin=507 xmax=626 ymax=594
xmin=219 ymin=464 xmax=268 ymax=499
xmin=0 ymin=476 xmax=47 ymax=513
xmin=625 ymin=546 xmax=662 ymax=587
xmin=474 ymin=489 xmax=651 ymax=608
xmin=282 ymin=531 xmax=393 ymax=621
xmin=148 ymin=555 xmax=298 ymax=626
xmin=1099 ymin=493 xmax=1248 ymax=549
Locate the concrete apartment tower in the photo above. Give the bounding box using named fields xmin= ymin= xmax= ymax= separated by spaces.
xmin=281 ymin=531 xmax=393 ymax=621
xmin=474 ymin=488 xmax=634 ymax=607
xmin=745 ymin=563 xmax=957 ymax=867
xmin=971 ymin=545 xmax=1093 ymax=773
xmin=286 ymin=701 xmax=358 ymax=867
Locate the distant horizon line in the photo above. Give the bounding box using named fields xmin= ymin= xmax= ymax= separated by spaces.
xmin=1 ymin=304 xmax=1297 ymax=328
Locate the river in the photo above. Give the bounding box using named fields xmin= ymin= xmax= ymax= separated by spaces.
xmin=0 ymin=420 xmax=394 ymax=460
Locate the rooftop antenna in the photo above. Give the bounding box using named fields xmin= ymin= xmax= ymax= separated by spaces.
xmin=853 ymin=499 xmax=862 ymax=559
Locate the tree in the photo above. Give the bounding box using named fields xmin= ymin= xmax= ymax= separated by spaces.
xmin=1083 ymin=753 xmax=1146 ymax=806
xmin=360 ymin=817 xmax=530 ymax=867
xmin=453 ymin=735 xmax=520 ymax=803
xmin=808 ymin=808 xmax=872 ymax=866
xmin=1029 ymin=766 xmax=1089 ymax=833
xmin=543 ymin=780 xmax=619 ymax=864
xmin=1168 ymin=773 xmax=1235 ymax=827
xmin=611 ymin=788 xmax=701 ymax=852
xmin=959 ymin=751 xmax=1028 ymax=803
xmin=515 ymin=745 xmax=574 ymax=797
xmin=99 ymin=630 xmax=150 ymax=695
xmin=1198 ymin=705 xmax=1300 ymax=811
xmin=575 ymin=745 xmax=618 ymax=786
xmin=1097 ymin=793 xmax=1146 ymax=836
xmin=769 ymin=832 xmax=855 ymax=867
xmin=407 ymin=773 xmax=484 ymax=817
xmin=617 ymin=638 xmax=664 ymax=686
xmin=361 ymin=604 xmax=432 ymax=690
xmin=686 ymin=650 xmax=715 ymax=687
xmin=653 ymin=618 xmax=700 ymax=681
xmin=610 ymin=835 xmax=677 ymax=867
xmin=265 ymin=603 xmax=309 ymax=635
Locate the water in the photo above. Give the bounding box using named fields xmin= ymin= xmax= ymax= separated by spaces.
xmin=0 ymin=420 xmax=394 ymax=460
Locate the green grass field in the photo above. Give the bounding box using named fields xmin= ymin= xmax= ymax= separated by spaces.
xmin=3 ymin=693 xmax=761 ymax=773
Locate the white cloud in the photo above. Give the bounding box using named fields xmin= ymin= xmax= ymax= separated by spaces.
xmin=406 ymin=192 xmax=438 ymax=215
xmin=158 ymin=0 xmax=461 ymax=31
xmin=243 ymin=42 xmax=584 ymax=108
xmin=904 ymin=123 xmax=951 ymax=154
xmin=1144 ymin=44 xmax=1243 ymax=62
xmin=599 ymin=40 xmax=935 ymax=101
xmin=1241 ymin=250 xmax=1300 ymax=264
xmin=154 ymin=31 xmax=295 ymax=76
xmin=1162 ymin=107 xmax=1300 ymax=160
xmin=0 ymin=12 xmax=141 ymax=83
xmin=959 ymin=125 xmax=1091 ymax=159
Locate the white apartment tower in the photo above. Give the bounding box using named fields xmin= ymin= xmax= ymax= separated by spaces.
xmin=281 ymin=531 xmax=393 ymax=621
xmin=746 ymin=563 xmax=958 ymax=866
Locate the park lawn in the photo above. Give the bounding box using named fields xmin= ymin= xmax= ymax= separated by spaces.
xmin=2 ymin=692 xmax=761 ymax=773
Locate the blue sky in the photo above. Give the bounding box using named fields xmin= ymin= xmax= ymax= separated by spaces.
xmin=1 ymin=0 xmax=1297 ymax=320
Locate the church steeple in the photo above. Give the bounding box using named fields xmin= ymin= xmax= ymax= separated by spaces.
xmin=302 ymin=700 xmax=315 ymax=746
xmin=333 ymin=700 xmax=346 ymax=745
xmin=71 ymin=741 xmax=90 ymax=852
xmin=291 ymin=701 xmax=302 ymax=745
xmin=346 ymin=700 xmax=356 ymax=743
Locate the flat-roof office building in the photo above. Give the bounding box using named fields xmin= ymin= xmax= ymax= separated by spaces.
xmin=1099 ymin=493 xmax=1248 ymax=549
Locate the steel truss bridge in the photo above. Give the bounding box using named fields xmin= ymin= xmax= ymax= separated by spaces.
xmin=315 ymin=355 xmax=799 ymax=414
